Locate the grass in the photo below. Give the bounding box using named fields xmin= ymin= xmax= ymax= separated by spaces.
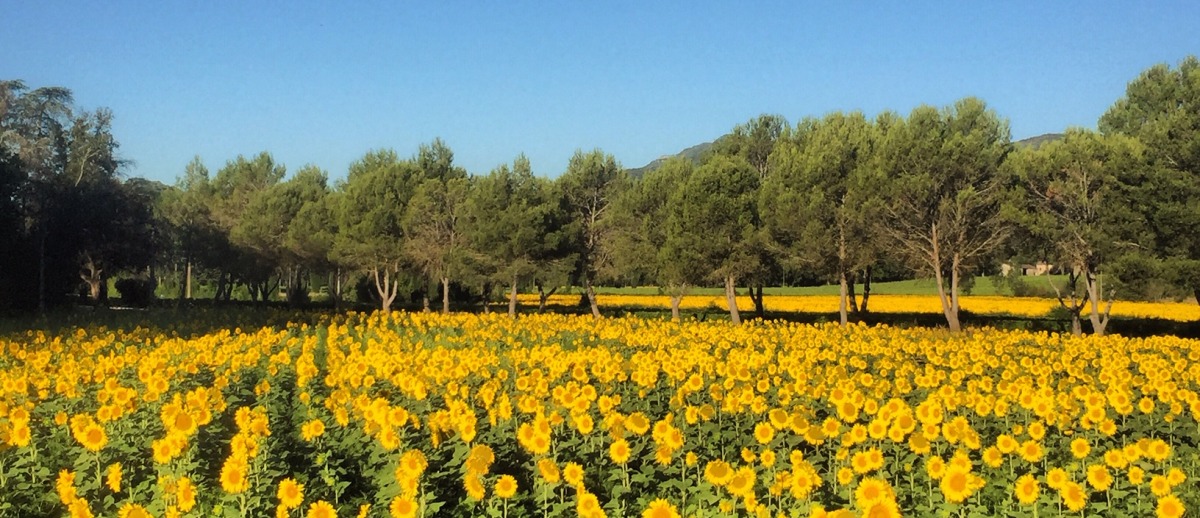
xmin=587 ymin=275 xmax=1072 ymax=297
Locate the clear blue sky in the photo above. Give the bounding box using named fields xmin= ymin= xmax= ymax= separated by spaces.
xmin=4 ymin=1 xmax=1197 ymax=183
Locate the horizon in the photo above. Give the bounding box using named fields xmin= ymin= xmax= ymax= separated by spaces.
xmin=4 ymin=1 xmax=1198 ymax=183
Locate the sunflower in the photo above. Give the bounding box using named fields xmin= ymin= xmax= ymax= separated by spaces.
xmin=982 ymin=447 xmax=1003 ymax=468
xmin=854 ymin=477 xmax=893 ymax=508
xmin=305 ymin=500 xmax=337 ymax=518
xmin=563 ymin=462 xmax=585 ymax=488
xmin=106 ymin=463 xmax=122 ymax=493
xmin=759 ymin=449 xmax=776 ymax=467
xmin=277 ymin=478 xmax=304 ymax=509
xmin=79 ymin=423 xmax=107 ymax=452
xmin=1166 ymin=467 xmax=1186 ymax=487
xmin=1006 ymin=473 xmax=1037 ymax=506
xmin=1150 ymin=475 xmax=1172 ymax=497
xmin=625 ymin=413 xmax=650 ymax=435
xmin=389 ymin=496 xmax=418 ymax=518
xmin=939 ymin=467 xmax=975 ymax=504
xmin=117 ymin=503 xmax=152 ymax=518
xmin=1046 ymin=467 xmax=1069 ymax=490
xmin=1128 ymin=466 xmax=1146 ymax=486
xmin=176 ymin=477 xmax=196 ymax=512
xmin=754 ymin=422 xmax=775 ymax=444
xmin=1059 ymin=481 xmax=1088 ymax=513
xmin=1069 ymin=438 xmax=1091 ymax=459
xmin=860 ymin=499 xmax=901 ymax=518
xmin=464 ymin=473 xmax=486 ymax=500
xmin=537 ymin=458 xmax=561 ymax=484
xmin=727 ymin=467 xmax=756 ymax=497
xmin=576 ymin=491 xmax=603 ymax=518
xmin=704 ymin=460 xmax=733 ymax=486
xmin=1156 ymin=494 xmax=1185 ymax=518
xmin=219 ymin=459 xmax=249 ymax=494
xmin=1018 ymin=440 xmax=1043 ymax=463
xmin=642 ymin=498 xmax=681 ymax=518
xmin=1086 ymin=464 xmax=1113 ymax=491
xmin=494 ymin=475 xmax=517 ymax=499
xmin=609 ymin=438 xmax=631 ymax=464
xmin=925 ymin=456 xmax=946 ymax=480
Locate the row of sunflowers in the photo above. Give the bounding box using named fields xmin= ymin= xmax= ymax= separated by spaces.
xmin=518 ymin=294 xmax=1200 ymax=322
xmin=0 ymin=311 xmax=1197 ymax=517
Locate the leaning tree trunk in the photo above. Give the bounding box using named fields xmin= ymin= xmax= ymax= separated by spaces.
xmin=441 ymin=277 xmax=451 ymax=314
xmin=848 ymin=272 xmax=859 ymax=314
xmin=536 ymin=282 xmax=557 ymax=313
xmin=724 ymin=275 xmax=742 ymax=325
xmin=583 ymin=278 xmax=601 ymax=319
xmin=509 ymin=276 xmax=519 ymax=318
xmin=859 ymin=266 xmax=872 ymax=314
xmin=1085 ymin=271 xmax=1113 ymax=336
xmin=931 ymin=233 xmax=961 ymax=332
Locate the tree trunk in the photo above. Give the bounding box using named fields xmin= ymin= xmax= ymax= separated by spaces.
xmin=373 ymin=267 xmax=398 ymax=312
xmin=837 ymin=229 xmax=848 ymax=326
xmin=848 ymin=272 xmax=859 ymax=314
xmin=509 ymin=276 xmax=519 ymax=318
xmin=583 ymin=278 xmax=601 ymax=319
xmin=1086 ymin=271 xmax=1113 ymax=336
xmin=214 ymin=272 xmax=227 ymax=302
xmin=931 ymin=226 xmax=961 ymax=332
xmin=80 ymin=254 xmax=103 ymax=305
xmin=422 ymin=293 xmax=430 ymax=313
xmin=441 ymin=276 xmax=450 ymax=314
xmin=725 ymin=275 xmax=742 ymax=325
xmin=749 ymin=284 xmax=765 ymax=319
xmin=670 ymin=293 xmax=683 ymax=322
xmin=184 ymin=260 xmax=193 ymax=300
xmin=536 ymin=282 xmax=556 ymax=313
xmin=859 ymin=266 xmax=872 ymax=314
xmin=838 ymin=271 xmax=849 ymax=327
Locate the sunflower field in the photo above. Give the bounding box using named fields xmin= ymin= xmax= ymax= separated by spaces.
xmin=0 ymin=311 xmax=1197 ymax=517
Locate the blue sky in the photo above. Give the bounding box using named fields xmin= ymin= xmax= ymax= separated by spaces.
xmin=4 ymin=1 xmax=1197 ymax=183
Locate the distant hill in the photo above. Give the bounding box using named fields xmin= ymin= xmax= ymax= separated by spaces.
xmin=627 ymin=132 xmax=1064 ymax=178
xmin=626 ymin=141 xmax=713 ymax=178
xmin=1015 ymin=133 xmax=1064 ymax=149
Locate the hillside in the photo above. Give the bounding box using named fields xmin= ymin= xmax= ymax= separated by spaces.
xmin=625 ymin=141 xmax=713 ymax=178
xmin=628 ymin=133 xmax=1065 ymax=177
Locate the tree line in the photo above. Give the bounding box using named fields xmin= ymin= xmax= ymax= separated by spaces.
xmin=1 ymin=57 xmax=1197 ymax=335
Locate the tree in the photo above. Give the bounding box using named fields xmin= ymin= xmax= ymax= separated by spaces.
xmin=403 ymin=176 xmax=473 ymax=314
xmin=709 ymin=114 xmax=787 ymax=317
xmin=159 ymin=157 xmax=222 ymax=301
xmin=286 ymin=183 xmax=346 ymax=306
xmin=209 ymin=152 xmax=286 ymax=301
xmin=334 ymin=149 xmax=420 ymax=311
xmin=668 ymin=154 xmax=760 ymax=324
xmin=762 ymin=112 xmax=880 ymax=326
xmin=1006 ymin=129 xmax=1147 ymax=335
xmin=560 ymin=149 xmax=627 ymax=319
xmin=467 ymin=155 xmax=560 ymax=317
xmin=877 ymin=98 xmax=1011 ymax=332
xmin=238 ymin=165 xmax=329 ymax=304
xmin=613 ymin=157 xmax=697 ymax=320
xmin=1099 ymin=56 xmax=1200 ymax=306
